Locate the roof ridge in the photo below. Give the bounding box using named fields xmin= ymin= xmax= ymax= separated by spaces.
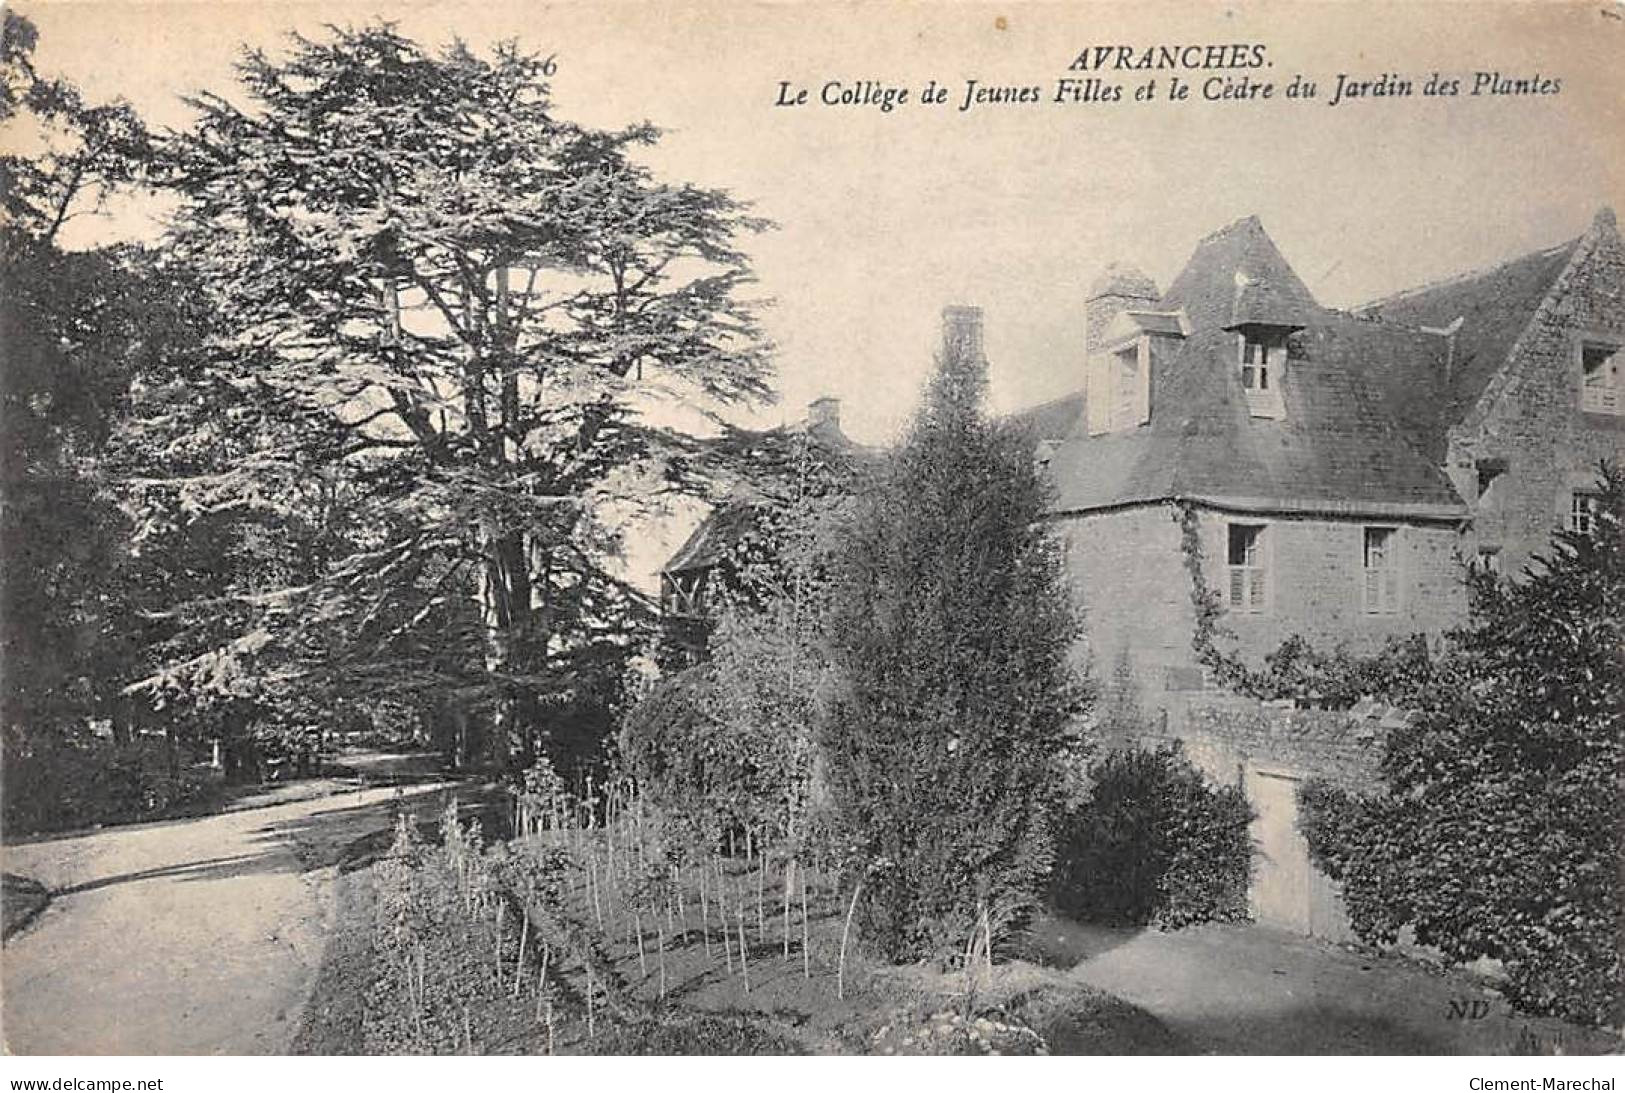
xmin=1195 ymin=214 xmax=1264 ymax=246
xmin=1009 ymin=387 xmax=1086 ymax=415
xmin=1358 ymin=237 xmax=1579 ymax=312
xmin=1315 ymin=305 xmax=1449 ymax=339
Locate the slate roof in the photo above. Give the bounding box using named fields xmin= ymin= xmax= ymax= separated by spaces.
xmin=1159 ymin=216 xmax=1320 ymax=331
xmin=1006 ymin=389 xmax=1087 ymax=443
xmin=1355 ymin=239 xmax=1579 ymax=459
xmin=661 ymin=412 xmax=872 ymax=577
xmin=1041 ymin=216 xmax=1468 ymax=520
xmin=1296 ymin=311 xmax=1452 ymax=463
xmin=1043 ymin=326 xmax=1467 ymax=518
xmin=662 ymin=501 xmax=760 ymax=576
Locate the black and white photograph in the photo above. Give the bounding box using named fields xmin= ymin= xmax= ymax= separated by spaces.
xmin=1 ymin=0 xmax=1622 ymax=1071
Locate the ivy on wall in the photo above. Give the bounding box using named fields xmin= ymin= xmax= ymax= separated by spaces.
xmin=1171 ymin=502 xmax=1436 ymax=709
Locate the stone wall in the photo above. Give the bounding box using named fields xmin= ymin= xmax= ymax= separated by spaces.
xmin=1195 ymin=508 xmax=1468 ymax=663
xmin=1053 ymin=502 xmax=1467 ymax=712
xmin=1098 ymin=695 xmax=1405 ymax=944
xmin=1452 ymin=211 xmax=1625 ymax=576
xmin=1105 ymin=694 xmax=1397 ymax=793
xmin=1053 ymin=502 xmax=1198 ymax=696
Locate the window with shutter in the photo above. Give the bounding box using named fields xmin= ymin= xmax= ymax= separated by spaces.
xmin=1239 ymin=328 xmax=1288 ymax=419
xmin=1113 ymin=345 xmax=1137 ymax=429
xmin=1362 ymin=527 xmax=1401 ymax=615
xmin=1085 ymin=353 xmax=1111 ymax=435
xmin=1134 ymin=338 xmax=1151 ymax=425
xmin=1091 ymin=336 xmax=1153 ymax=434
xmin=1227 ymin=523 xmax=1267 ymax=614
xmin=1581 ymin=341 xmax=1622 ymax=415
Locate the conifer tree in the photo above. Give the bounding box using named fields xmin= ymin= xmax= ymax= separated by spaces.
xmin=818 ymin=315 xmax=1086 ymax=960
xmin=144 ymin=24 xmax=771 ymax=767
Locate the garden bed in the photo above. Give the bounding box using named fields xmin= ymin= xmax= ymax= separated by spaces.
xmin=294 ymin=803 xmax=1183 ymax=1055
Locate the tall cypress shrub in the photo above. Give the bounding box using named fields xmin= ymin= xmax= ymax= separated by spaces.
xmin=819 ymin=317 xmax=1087 ymax=962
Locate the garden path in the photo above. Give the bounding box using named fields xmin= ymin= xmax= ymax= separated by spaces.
xmin=1039 ymin=915 xmax=1620 ymax=1055
xmin=0 ymin=780 xmax=453 ymax=1055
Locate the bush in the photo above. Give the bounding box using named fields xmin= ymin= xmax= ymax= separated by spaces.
xmin=818 ymin=323 xmax=1086 ymax=962
xmin=1295 ymin=778 xmax=1414 ymax=945
xmin=617 ymin=667 xmax=721 ymax=827
xmin=1052 ymin=744 xmax=1251 ymax=929
xmin=1297 ymin=464 xmax=1625 ymax=1027
xmin=1 ymin=724 xmax=217 ymax=835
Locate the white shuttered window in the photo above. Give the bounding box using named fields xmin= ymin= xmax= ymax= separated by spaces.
xmin=1227 ymin=523 xmax=1268 ymax=614
xmin=1362 ymin=527 xmax=1401 ymax=615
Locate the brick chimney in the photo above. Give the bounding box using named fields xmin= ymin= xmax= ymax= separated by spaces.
xmin=1086 ymin=264 xmax=1159 ymax=355
xmin=807 ymin=396 xmax=840 ymax=432
xmin=941 ymin=304 xmax=986 ymax=361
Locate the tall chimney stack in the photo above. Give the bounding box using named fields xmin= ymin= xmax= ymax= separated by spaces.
xmin=1085 ymin=264 xmax=1159 ymax=355
xmin=807 ymin=395 xmax=840 ymax=432
xmin=941 ymin=304 xmax=986 ymax=361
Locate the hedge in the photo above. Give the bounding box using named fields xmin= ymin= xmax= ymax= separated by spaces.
xmin=1052 ymin=744 xmax=1252 ymax=929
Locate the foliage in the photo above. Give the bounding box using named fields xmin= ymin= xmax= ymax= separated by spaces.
xmin=1051 ymin=744 xmax=1252 ymax=929
xmin=1248 ymin=634 xmax=1437 ymax=709
xmin=0 ymin=724 xmax=218 ymax=835
xmin=817 ymin=323 xmax=1087 ymax=962
xmin=1294 ymin=778 xmax=1414 ymax=945
xmin=622 ymin=433 xmax=848 ymax=854
xmin=1297 ymin=463 xmax=1625 ymax=1026
xmin=618 ymin=658 xmax=803 ymax=853
xmin=2 ymin=15 xmax=341 ymax=775
xmin=1175 ymin=502 xmax=1438 ymax=708
xmin=706 ymin=607 xmax=823 ymax=838
xmin=617 ymin=668 xmax=723 ymax=832
xmin=141 ymin=22 xmax=771 ymax=769
xmin=1 ymin=17 xmax=150 ymax=742
xmin=2 ymin=11 xmax=153 ymax=245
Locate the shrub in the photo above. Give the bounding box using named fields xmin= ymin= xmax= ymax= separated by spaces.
xmin=1051 ymin=744 xmax=1251 ymax=929
xmin=1298 ymin=464 xmax=1625 ymax=1027
xmin=617 ymin=667 xmax=721 ymax=824
xmin=818 ymin=321 xmax=1087 ymax=962
xmin=0 ymin=724 xmax=218 ymax=835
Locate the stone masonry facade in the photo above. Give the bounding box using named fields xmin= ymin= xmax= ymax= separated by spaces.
xmin=1055 ymin=503 xmax=1466 ymax=712
xmin=1446 ymin=213 xmax=1625 ymax=576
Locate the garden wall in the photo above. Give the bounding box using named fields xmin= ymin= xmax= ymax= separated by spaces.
xmin=1099 ymin=696 xmax=1408 ymax=943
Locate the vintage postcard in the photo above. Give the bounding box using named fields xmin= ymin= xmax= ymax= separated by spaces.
xmin=1 ymin=0 xmax=1621 ymax=1072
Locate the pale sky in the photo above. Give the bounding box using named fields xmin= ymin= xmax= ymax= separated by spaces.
xmin=13 ymin=0 xmax=1625 ymax=581
xmin=19 ymin=0 xmax=1625 ymax=441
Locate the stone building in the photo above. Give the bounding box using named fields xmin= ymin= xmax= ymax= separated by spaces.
xmin=1013 ymin=207 xmax=1623 ymax=938
xmin=1358 ymin=208 xmax=1625 ymax=578
xmin=1019 ymin=208 xmax=1624 ymax=712
xmin=656 ymin=209 xmax=1623 ymax=938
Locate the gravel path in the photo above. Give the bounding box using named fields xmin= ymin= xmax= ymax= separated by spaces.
xmin=1039 ymin=916 xmax=1621 ymax=1055
xmin=1 ymin=782 xmax=453 ymax=1055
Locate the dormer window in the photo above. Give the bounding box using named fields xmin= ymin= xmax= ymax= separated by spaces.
xmin=1087 ymin=332 xmax=1153 ymax=434
xmin=1238 ymin=326 xmax=1288 ymax=419
xmin=1111 ymin=342 xmax=1144 ymax=430
xmin=1581 ymin=339 xmax=1622 ymax=415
